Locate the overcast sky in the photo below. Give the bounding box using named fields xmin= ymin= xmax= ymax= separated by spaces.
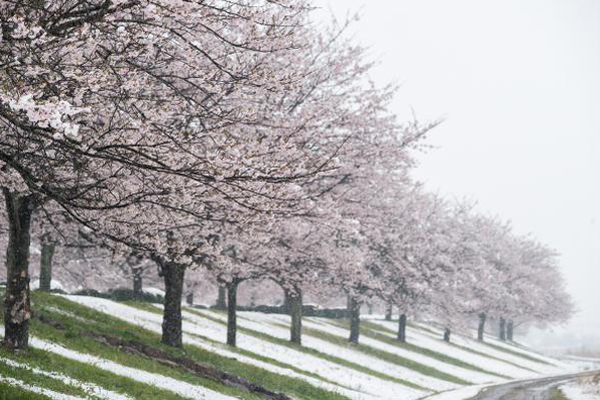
xmin=318 ymin=0 xmax=600 ymax=350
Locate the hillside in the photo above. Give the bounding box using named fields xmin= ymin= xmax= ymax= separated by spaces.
xmin=0 ymin=292 xmax=576 ymax=400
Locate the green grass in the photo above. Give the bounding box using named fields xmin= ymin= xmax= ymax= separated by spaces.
xmin=295 ymin=322 xmax=472 ymax=386
xmin=358 ymin=320 xmax=512 ymax=379
xmin=478 ymin=340 xmax=553 ymax=366
xmin=26 ymin=292 xmax=350 ymax=400
xmin=185 ymin=307 xmax=431 ymax=391
xmin=127 ymin=302 xmax=356 ymax=395
xmin=549 ymin=387 xmax=569 ymax=400
xmin=0 ymin=344 xmax=183 ymax=400
xmin=0 ymin=355 xmax=89 ymax=398
xmin=360 ymin=318 xmax=548 ymax=373
xmin=0 ymin=382 xmax=51 ymax=400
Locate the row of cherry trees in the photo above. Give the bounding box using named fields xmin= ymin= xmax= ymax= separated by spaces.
xmin=0 ymin=0 xmax=572 ymax=351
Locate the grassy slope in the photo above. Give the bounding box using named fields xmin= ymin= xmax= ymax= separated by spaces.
xmin=1 ymin=291 xmax=349 ymax=400
xmin=0 ymin=292 xmax=563 ymax=400
xmin=182 ymin=307 xmax=429 ymax=391
xmin=359 ymin=320 xmax=533 ymax=375
xmin=0 ymin=382 xmax=51 ymax=400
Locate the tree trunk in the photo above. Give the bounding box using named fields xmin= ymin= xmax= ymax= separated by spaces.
xmin=215 ymin=286 xmax=227 ymax=310
xmin=227 ymin=281 xmax=239 ymax=347
xmin=443 ymin=328 xmax=451 ymax=342
xmin=507 ymin=320 xmax=514 ymax=341
xmin=397 ymin=313 xmax=407 ymax=343
xmin=161 ymin=262 xmax=186 ymax=348
xmin=385 ymin=303 xmax=393 ymax=321
xmin=499 ymin=317 xmax=506 ymax=341
xmin=288 ymin=289 xmax=302 ymax=345
xmin=283 ymin=291 xmax=291 ymax=314
xmin=348 ymin=297 xmax=361 ymax=344
xmin=367 ymin=302 xmax=373 ymax=315
xmin=3 ymin=191 xmax=35 ymax=350
xmin=39 ymin=242 xmax=55 ymax=292
xmin=132 ymin=267 xmax=143 ymax=297
xmin=186 ymin=292 xmax=194 ymax=306
xmin=477 ymin=313 xmax=487 ymax=341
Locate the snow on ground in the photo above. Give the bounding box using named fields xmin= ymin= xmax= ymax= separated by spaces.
xmin=291 ymin=314 xmax=503 ymax=384
xmin=173 ymin=306 xmax=421 ymax=399
xmin=410 ymin=321 xmax=573 ymax=375
xmin=58 ymin=296 xmax=575 ymax=400
xmin=143 ymin=287 xmax=165 ymax=297
xmin=480 ymin=331 xmax=573 ymax=369
xmin=65 ymin=295 xmax=397 ymax=400
xmin=561 ymin=382 xmax=600 ymax=400
xmin=194 ymin=308 xmax=454 ymax=392
xmin=368 ymin=319 xmax=538 ymax=379
xmin=561 ymin=356 xmax=600 ymax=372
xmin=30 ymin=279 xmax=66 ymax=292
xmin=0 ymin=375 xmax=83 ymax=400
xmin=0 ymin=325 xmax=235 ymax=400
xmin=0 ymin=357 xmax=132 ymax=400
xmin=422 ymin=384 xmax=490 ymax=400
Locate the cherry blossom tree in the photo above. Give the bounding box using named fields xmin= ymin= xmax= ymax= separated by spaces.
xmin=0 ymin=0 xmax=346 ymax=350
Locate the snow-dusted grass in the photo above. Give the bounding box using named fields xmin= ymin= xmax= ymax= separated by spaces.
xmin=0 ymin=326 xmax=234 ymax=400
xmin=109 ymin=299 xmax=428 ymax=399
xmin=13 ymin=291 xmax=351 ymax=400
xmin=59 ymin=295 xmax=363 ymax=400
xmin=187 ymin=308 xmax=450 ymax=392
xmin=299 ymin=316 xmax=502 ymax=383
xmin=408 ymin=320 xmax=572 ymax=375
xmin=0 ymin=375 xmax=80 ymax=400
xmin=560 ymin=376 xmax=600 ymax=400
xmin=0 ymin=356 xmax=131 ymax=400
xmin=2 ymin=292 xmax=575 ymax=400
xmin=365 ymin=319 xmax=537 ymax=378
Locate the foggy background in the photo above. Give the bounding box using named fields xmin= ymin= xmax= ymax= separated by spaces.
xmin=319 ymin=0 xmax=600 ymax=353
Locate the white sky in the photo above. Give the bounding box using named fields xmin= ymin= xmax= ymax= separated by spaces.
xmin=318 ymin=0 xmax=600 ymax=350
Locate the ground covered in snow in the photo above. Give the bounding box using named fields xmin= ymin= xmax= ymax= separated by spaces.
xmin=561 ymin=376 xmax=600 ymax=400
xmin=0 ymin=292 xmax=582 ymax=400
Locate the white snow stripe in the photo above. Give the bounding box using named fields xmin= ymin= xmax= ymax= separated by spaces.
xmin=0 ymin=325 xmax=235 ymax=400
xmin=0 ymin=357 xmax=132 ymax=400
xmin=0 ymin=375 xmax=84 ymax=400
xmin=64 ymin=296 xmax=383 ymax=400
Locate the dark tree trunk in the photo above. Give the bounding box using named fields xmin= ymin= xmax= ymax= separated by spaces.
xmin=283 ymin=291 xmax=291 ymax=314
xmin=186 ymin=292 xmax=194 ymax=306
xmin=397 ymin=313 xmax=407 ymax=343
xmin=499 ymin=317 xmax=506 ymax=341
xmin=366 ymin=302 xmax=373 ymax=315
xmin=288 ymin=288 xmax=302 ymax=345
xmin=3 ymin=191 xmax=35 ymax=350
xmin=348 ymin=297 xmax=361 ymax=344
xmin=385 ymin=303 xmax=393 ymax=321
xmin=226 ymin=281 xmax=239 ymax=347
xmin=161 ymin=262 xmax=186 ymax=348
xmin=443 ymin=328 xmax=451 ymax=342
xmin=39 ymin=242 xmax=55 ymax=292
xmin=215 ymin=286 xmax=227 ymax=310
xmin=477 ymin=313 xmax=487 ymax=341
xmin=507 ymin=320 xmax=514 ymax=341
xmin=132 ymin=267 xmax=143 ymax=297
